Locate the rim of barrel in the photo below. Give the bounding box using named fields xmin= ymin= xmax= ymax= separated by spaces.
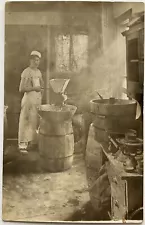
xmin=38 ymin=104 xmax=77 ymax=112
xmin=90 ymin=99 xmax=137 ymax=106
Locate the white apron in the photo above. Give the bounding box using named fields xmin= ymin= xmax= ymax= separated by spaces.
xmin=18 ymin=91 xmax=41 ymax=147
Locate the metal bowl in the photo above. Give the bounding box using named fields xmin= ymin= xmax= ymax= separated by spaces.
xmin=38 ymin=104 xmax=77 ymax=122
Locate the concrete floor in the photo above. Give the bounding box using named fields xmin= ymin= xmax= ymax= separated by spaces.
xmin=2 ymin=146 xmax=96 ymax=223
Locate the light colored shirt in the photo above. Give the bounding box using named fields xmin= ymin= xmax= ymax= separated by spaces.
xmin=19 ymin=67 xmax=43 ymax=92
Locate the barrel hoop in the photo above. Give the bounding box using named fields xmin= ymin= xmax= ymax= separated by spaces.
xmin=86 ymin=166 xmax=99 ymax=171
xmin=86 ymin=150 xmax=101 ymax=156
xmin=86 ymin=165 xmax=100 ymax=169
xmin=39 ymin=132 xmax=74 ymax=137
xmin=92 ymin=126 xmax=110 ymax=132
xmin=40 ymin=155 xmax=73 ymax=160
xmin=89 ymin=196 xmax=101 ymax=201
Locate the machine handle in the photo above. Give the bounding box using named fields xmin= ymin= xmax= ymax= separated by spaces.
xmin=114 ymin=200 xmax=119 ymax=208
xmin=112 ymin=177 xmax=118 ymax=184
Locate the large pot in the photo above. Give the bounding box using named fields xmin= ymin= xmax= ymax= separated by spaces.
xmin=90 ymin=98 xmax=137 ymax=117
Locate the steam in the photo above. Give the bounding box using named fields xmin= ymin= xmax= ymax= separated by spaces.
xmin=90 ymin=35 xmax=126 ymax=99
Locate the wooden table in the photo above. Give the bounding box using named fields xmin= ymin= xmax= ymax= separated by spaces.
xmin=101 ymin=144 xmax=143 ymax=221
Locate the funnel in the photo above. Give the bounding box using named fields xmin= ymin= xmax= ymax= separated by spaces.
xmin=50 ymin=79 xmax=70 ymax=94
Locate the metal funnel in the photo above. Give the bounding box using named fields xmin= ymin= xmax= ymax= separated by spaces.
xmin=50 ymin=79 xmax=70 ymax=94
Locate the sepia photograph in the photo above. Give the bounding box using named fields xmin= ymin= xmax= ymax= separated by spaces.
xmin=3 ymin=1 xmax=144 ymax=223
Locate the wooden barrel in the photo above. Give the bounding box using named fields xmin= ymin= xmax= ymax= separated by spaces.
xmin=39 ymin=118 xmax=73 ymax=135
xmin=90 ymin=98 xmax=137 ymax=145
xmin=72 ymin=114 xmax=84 ymax=154
xmin=38 ymin=119 xmax=74 ymax=172
xmin=93 ymin=126 xmax=124 ymax=144
xmin=72 ymin=113 xmax=92 ymax=154
xmin=86 ymin=124 xmax=111 ymax=212
xmin=92 ymin=114 xmax=136 ymax=132
xmin=85 ymin=124 xmax=103 ymax=187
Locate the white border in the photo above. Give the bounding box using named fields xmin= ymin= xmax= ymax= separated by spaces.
xmin=1 ymin=0 xmax=145 ymax=224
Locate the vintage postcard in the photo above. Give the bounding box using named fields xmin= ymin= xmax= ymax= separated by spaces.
xmin=3 ymin=1 xmax=144 ymax=223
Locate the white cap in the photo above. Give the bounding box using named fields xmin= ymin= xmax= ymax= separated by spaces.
xmin=30 ymin=51 xmax=41 ymax=58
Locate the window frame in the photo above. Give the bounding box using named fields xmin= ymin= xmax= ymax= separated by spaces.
xmin=50 ymin=26 xmax=89 ymax=76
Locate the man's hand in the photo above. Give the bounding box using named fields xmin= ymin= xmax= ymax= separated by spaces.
xmin=34 ymin=86 xmax=41 ymax=92
xmin=41 ymin=88 xmax=44 ymax=98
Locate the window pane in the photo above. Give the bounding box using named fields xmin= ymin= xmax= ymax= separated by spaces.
xmin=55 ymin=35 xmax=70 ymax=72
xmin=71 ymin=35 xmax=88 ymax=72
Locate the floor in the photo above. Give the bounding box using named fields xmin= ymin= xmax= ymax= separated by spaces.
xmin=2 ymin=144 xmax=101 ymax=223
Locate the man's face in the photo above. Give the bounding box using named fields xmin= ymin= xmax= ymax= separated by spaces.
xmin=31 ymin=56 xmax=40 ymax=68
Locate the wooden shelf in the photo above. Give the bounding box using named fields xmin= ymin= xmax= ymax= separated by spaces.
xmin=130 ymin=59 xmax=139 ymax=63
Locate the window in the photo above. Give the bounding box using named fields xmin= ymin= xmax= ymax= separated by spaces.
xmin=55 ymin=33 xmax=88 ymax=72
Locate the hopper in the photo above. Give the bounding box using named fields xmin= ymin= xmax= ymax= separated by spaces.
xmin=50 ymin=79 xmax=70 ymax=94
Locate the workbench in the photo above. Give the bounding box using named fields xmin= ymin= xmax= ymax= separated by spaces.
xmin=101 ymin=144 xmax=143 ymax=221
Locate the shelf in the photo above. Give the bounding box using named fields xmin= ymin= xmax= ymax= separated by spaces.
xmin=129 ymin=59 xmax=144 ymax=63
xmin=130 ymin=59 xmax=139 ymax=63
